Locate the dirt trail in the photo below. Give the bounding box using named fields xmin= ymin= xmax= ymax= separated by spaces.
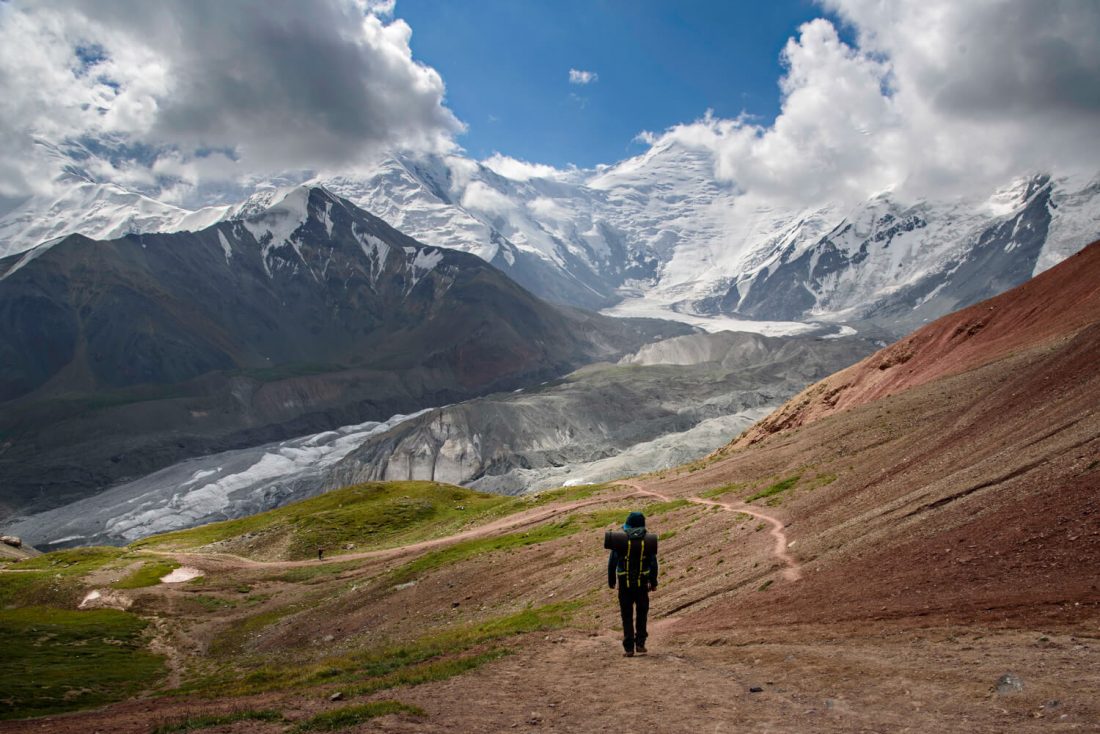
xmin=618 ymin=479 xmax=802 ymax=582
xmin=145 ymin=492 xmax=643 ymax=571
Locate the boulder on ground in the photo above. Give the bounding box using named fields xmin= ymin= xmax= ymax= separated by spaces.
xmin=0 ymin=535 xmax=21 ymax=548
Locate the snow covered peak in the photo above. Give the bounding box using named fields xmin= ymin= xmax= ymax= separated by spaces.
xmin=3 ymin=139 xmax=1098 ymax=337
xmin=0 ymin=181 xmax=233 ymax=259
xmin=587 ymin=134 xmax=723 ymax=192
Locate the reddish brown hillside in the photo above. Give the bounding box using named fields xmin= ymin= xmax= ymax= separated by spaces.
xmin=737 ymin=239 xmax=1100 ymax=446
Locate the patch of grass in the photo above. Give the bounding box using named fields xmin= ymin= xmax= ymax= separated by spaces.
xmin=0 ymin=546 xmax=126 ymax=608
xmin=746 ymin=475 xmax=801 ymax=503
xmin=0 ymin=607 xmax=163 ymax=720
xmin=187 ymin=601 xmax=580 ymax=697
xmin=346 ymin=649 xmax=510 ymax=697
xmin=295 ymin=701 xmax=423 ymax=731
xmin=532 ymin=482 xmax=614 ymax=504
xmin=208 ymin=600 xmax=316 ymax=656
xmin=151 ymin=709 xmax=286 ymax=734
xmin=758 ymin=579 xmax=774 ymax=592
xmin=133 ymin=481 xmax=524 ymax=560
xmin=186 ymin=595 xmax=238 ymax=612
xmin=112 ymin=559 xmax=180 ymax=589
xmin=698 ymin=482 xmax=744 ymax=500
xmin=12 ymin=546 xmax=125 ymax=574
xmin=807 ymin=473 xmax=838 ymax=489
xmin=390 ymin=520 xmax=578 ymax=585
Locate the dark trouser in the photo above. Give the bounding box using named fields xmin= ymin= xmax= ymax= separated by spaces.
xmin=618 ymin=585 xmax=649 ymax=652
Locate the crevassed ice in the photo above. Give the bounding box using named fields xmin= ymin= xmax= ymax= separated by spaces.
xmin=102 ymin=409 xmax=433 ymax=541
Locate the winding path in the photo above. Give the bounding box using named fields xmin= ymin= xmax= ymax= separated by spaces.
xmin=135 ymin=478 xmax=800 ymax=585
xmin=617 ymin=480 xmax=802 ymax=582
xmin=143 ymin=492 xmax=646 ymax=571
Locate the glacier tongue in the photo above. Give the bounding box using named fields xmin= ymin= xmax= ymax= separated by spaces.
xmin=6 ymin=409 xmax=433 ymax=548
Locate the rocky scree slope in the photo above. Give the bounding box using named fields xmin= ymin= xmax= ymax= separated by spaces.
xmin=0 ymin=186 xmax=686 ymax=517
xmin=324 ymin=330 xmax=876 ymax=494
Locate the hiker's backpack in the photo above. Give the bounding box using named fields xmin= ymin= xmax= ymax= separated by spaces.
xmin=604 ymin=530 xmax=658 ymax=588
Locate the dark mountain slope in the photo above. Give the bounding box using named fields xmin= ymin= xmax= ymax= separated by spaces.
xmin=0 ymin=187 xmax=687 ymax=517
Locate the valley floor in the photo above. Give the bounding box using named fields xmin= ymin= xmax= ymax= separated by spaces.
xmin=4 ymin=284 xmax=1099 ymax=732
xmin=3 ymin=474 xmax=1096 ymax=733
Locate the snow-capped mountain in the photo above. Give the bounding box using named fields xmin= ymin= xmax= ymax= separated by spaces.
xmin=0 ymin=181 xmax=228 ymax=258
xmin=317 ymin=146 xmax=1100 ymax=335
xmin=0 ymin=185 xmax=687 ymax=517
xmin=2 ymin=140 xmax=1098 ymax=336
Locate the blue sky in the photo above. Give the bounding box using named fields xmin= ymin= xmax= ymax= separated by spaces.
xmin=395 ymin=0 xmax=841 ymax=168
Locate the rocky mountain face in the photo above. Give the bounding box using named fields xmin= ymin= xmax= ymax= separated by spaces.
xmin=0 ymin=186 xmax=687 ymax=518
xmin=715 ymin=175 xmax=1080 ymax=334
xmin=4 ymin=143 xmax=1096 ymax=337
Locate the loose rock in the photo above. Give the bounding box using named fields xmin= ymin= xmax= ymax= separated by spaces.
xmin=994 ymin=673 xmax=1024 ymax=695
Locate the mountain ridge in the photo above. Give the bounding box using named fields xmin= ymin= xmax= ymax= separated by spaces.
xmin=4 ymin=143 xmax=1097 ymax=337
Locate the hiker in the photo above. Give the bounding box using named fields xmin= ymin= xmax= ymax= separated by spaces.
xmin=607 ymin=511 xmax=658 ymax=657
xmin=317 ymin=546 xmax=324 ymax=561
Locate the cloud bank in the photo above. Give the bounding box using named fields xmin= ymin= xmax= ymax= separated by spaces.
xmin=1 ymin=0 xmax=1097 ymax=211
xmin=633 ymin=1 xmax=1100 ymax=206
xmin=0 ymin=0 xmax=461 ymax=206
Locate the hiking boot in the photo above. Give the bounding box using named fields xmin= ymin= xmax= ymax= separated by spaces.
xmin=623 ymin=650 xmax=634 ymax=657
xmin=636 ymin=644 xmax=647 ymax=655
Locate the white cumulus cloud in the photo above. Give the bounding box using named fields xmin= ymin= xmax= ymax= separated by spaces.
xmin=482 ymin=153 xmax=567 ymax=182
xmin=634 ymin=0 xmax=1100 ymax=206
xmin=569 ymin=68 xmax=598 ymax=85
xmin=0 ymin=0 xmax=463 ymax=208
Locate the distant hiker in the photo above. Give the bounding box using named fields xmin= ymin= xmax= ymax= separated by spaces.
xmin=605 ymin=511 xmax=658 ymax=657
xmin=317 ymin=547 xmax=324 ymax=561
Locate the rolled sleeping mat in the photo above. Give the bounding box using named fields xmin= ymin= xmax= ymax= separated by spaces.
xmin=604 ymin=530 xmax=658 ymax=555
